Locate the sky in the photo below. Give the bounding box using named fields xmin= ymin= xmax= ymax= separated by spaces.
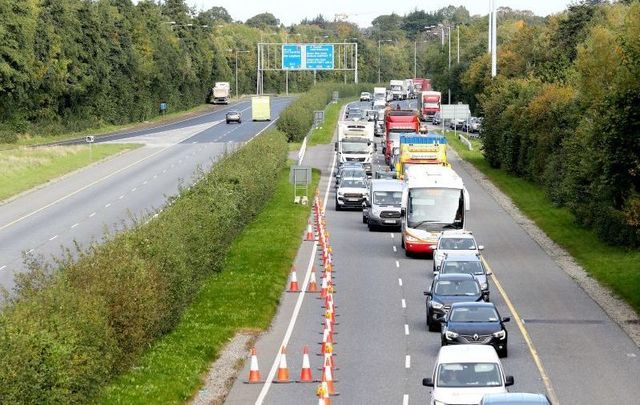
xmin=185 ymin=0 xmax=576 ymax=27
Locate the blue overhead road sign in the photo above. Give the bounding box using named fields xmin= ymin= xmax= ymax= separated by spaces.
xmin=305 ymin=44 xmax=334 ymax=70
xmin=282 ymin=44 xmax=302 ymax=69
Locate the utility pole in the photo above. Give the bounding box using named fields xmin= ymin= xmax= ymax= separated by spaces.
xmin=488 ymin=0 xmax=492 ymax=53
xmin=491 ymin=0 xmax=497 ymax=77
xmin=457 ymin=25 xmax=460 ymax=64
xmin=448 ymin=26 xmax=451 ymax=105
xmin=414 ymin=40 xmax=417 ymax=78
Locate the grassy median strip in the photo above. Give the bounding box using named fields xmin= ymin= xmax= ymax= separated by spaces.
xmin=309 ymin=97 xmax=357 ymax=146
xmin=445 ymin=132 xmax=640 ymax=314
xmin=0 ymin=144 xmax=139 ymax=201
xmin=98 ymin=167 xmax=320 ymax=404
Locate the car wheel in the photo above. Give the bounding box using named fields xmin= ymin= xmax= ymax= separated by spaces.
xmin=441 ymin=336 xmax=447 ymax=346
xmin=405 ymin=249 xmax=412 ymax=258
xmin=335 ymin=200 xmax=341 ymax=211
xmin=362 ymin=215 xmax=367 ymax=224
xmin=427 ymin=311 xmax=439 ymax=332
xmin=226 ymin=120 xmax=230 ymax=124
xmin=499 ymin=346 xmax=508 ymax=358
xmin=238 ymin=120 xmax=242 ymax=124
xmin=401 ymin=237 xmax=405 ymax=249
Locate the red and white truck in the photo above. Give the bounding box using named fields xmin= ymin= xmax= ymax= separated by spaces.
xmin=383 ymin=110 xmax=420 ymax=166
xmin=412 ymin=78 xmax=432 ymax=93
xmin=417 ymin=90 xmax=441 ymax=122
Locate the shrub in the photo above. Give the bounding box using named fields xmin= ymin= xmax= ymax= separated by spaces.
xmin=0 ymin=130 xmax=288 ymax=403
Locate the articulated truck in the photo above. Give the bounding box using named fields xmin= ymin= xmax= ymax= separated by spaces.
xmin=335 ymin=121 xmax=375 ymax=174
xmin=209 ymin=82 xmax=231 ymax=104
xmin=417 ymin=91 xmax=442 ymax=121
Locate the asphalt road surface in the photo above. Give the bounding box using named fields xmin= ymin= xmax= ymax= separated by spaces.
xmin=0 ymin=97 xmax=292 ymax=291
xmin=225 ymin=100 xmax=640 ymax=405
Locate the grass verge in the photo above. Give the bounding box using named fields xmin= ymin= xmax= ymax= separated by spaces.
xmin=444 ymin=131 xmax=640 ymax=315
xmin=97 ymin=166 xmax=320 ymax=404
xmin=0 ymin=144 xmax=140 ymax=201
xmin=308 ymin=97 xmax=357 ymax=146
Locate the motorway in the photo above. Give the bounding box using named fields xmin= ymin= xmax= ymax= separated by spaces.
xmin=0 ymin=97 xmax=292 ymax=291
xmin=225 ymin=100 xmax=640 ymax=404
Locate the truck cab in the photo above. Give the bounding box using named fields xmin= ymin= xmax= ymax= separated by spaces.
xmin=336 ymin=121 xmax=375 ymax=174
xmin=363 ymin=179 xmax=404 ymax=230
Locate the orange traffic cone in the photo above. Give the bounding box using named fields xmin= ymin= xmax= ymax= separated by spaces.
xmin=245 ymin=347 xmax=263 ymax=383
xmin=319 ymin=334 xmax=333 ymax=355
xmin=317 ymin=382 xmax=331 ymax=405
xmin=287 ymin=267 xmax=299 ymax=292
xmin=274 ymin=346 xmax=291 ymax=383
xmin=322 ymin=358 xmax=337 ymax=395
xmin=298 ymin=345 xmax=315 ymax=383
xmin=305 ymin=220 xmax=315 ymax=241
xmin=307 ymin=269 xmax=319 ymax=293
xmin=320 ymin=273 xmax=328 ymax=298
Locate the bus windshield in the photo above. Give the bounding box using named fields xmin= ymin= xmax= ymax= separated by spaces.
xmin=407 ymin=188 xmax=464 ymax=231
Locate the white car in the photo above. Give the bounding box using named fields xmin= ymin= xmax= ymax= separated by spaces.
xmin=423 ymin=345 xmax=514 ymax=405
xmin=360 ymin=92 xmax=372 ymax=102
xmin=432 ymin=230 xmax=483 ymax=272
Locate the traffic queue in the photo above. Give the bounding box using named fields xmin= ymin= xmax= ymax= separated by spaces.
xmin=335 ymin=91 xmax=551 ymax=405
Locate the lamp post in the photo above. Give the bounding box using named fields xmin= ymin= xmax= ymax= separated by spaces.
xmin=229 ymin=49 xmax=250 ymax=99
xmin=378 ymin=39 xmax=393 ymax=84
xmin=414 ymin=26 xmax=435 ymax=78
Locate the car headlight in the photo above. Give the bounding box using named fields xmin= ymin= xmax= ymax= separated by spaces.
xmin=431 ymin=301 xmax=444 ymax=310
xmin=492 ymin=330 xmax=506 ymax=340
xmin=480 ymin=282 xmax=488 ymax=290
xmin=405 ymin=234 xmax=419 ymax=242
xmin=445 ymin=330 xmax=459 ymax=340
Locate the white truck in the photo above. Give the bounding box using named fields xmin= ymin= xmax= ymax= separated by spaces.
xmin=210 ymin=82 xmax=230 ymax=104
xmin=335 ymin=120 xmax=375 ymax=174
xmin=404 ymin=79 xmax=415 ymax=99
xmin=389 ymin=80 xmax=406 ymax=101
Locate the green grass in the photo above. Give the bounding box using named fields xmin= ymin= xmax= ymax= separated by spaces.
xmin=2 ymin=104 xmax=214 ymax=149
xmin=444 ymin=131 xmax=640 ymax=315
xmin=0 ymin=144 xmax=140 ymax=201
xmin=97 ymin=167 xmax=320 ymax=404
xmin=308 ymin=97 xmax=357 ymax=146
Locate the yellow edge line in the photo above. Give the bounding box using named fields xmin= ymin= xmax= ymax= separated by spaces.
xmin=481 ymin=256 xmax=560 ymax=404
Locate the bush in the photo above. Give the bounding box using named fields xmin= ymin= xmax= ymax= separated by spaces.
xmin=0 ymin=130 xmax=288 ymax=403
xmin=277 ymin=83 xmax=373 ymax=142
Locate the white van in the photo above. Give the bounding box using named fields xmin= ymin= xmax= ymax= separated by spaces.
xmin=423 ymin=345 xmax=514 ymax=405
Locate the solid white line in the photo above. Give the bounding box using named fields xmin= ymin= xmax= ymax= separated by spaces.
xmin=89 ymin=212 xmax=96 ymax=218
xmin=404 ymin=324 xmax=410 ymax=335
xmin=49 ymin=235 xmax=58 ymax=241
xmin=105 ymin=203 xmax=111 ymax=208
xmin=401 ymin=299 xmax=406 ymax=309
xmin=405 ymin=355 xmax=411 ymax=368
xmin=393 ymin=246 xmax=397 ymax=252
xmin=398 ymin=278 xmax=403 ymax=286
xmin=0 ymin=265 xmax=6 ymax=271
xmin=255 ymin=149 xmax=336 ymax=405
xmin=390 ymin=233 xmax=395 ymax=238
xmin=71 ymin=223 xmax=79 ymax=228
xmin=403 ymin=394 xmax=409 ymax=405
xmin=395 ymin=260 xmax=400 ymax=268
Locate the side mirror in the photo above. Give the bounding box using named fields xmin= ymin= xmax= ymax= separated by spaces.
xmin=478 ymin=245 xmax=485 ymax=251
xmin=502 ymin=317 xmax=511 ymax=323
xmin=422 ymin=377 xmax=434 ymax=387
xmin=505 ymin=375 xmax=515 ymax=386
xmin=423 ymin=291 xmax=432 ymax=296
xmin=486 ymin=272 xmax=493 ymax=276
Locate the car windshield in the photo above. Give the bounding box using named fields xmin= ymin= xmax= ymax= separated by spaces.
xmin=436 ymin=363 xmax=502 ymax=388
xmin=438 ymin=238 xmax=476 ymax=250
xmin=340 ymin=169 xmax=365 ymax=178
xmin=373 ymin=191 xmax=402 ymax=206
xmin=434 ymin=279 xmax=480 ymax=296
xmin=441 ymin=261 xmax=484 ymax=276
xmin=407 ymin=188 xmax=464 ymax=231
xmin=449 ymin=306 xmax=499 ymax=322
xmin=342 ymin=179 xmax=366 ymax=188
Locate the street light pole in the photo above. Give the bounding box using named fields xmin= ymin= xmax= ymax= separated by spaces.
xmin=230 ymin=49 xmax=249 ymax=99
xmin=457 ymin=25 xmax=460 ymax=64
xmin=378 ymin=39 xmax=392 ymax=84
xmin=414 ymin=40 xmax=417 ymax=78
xmin=448 ymin=26 xmax=451 ymax=104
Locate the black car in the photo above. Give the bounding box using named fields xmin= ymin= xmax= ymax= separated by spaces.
xmin=225 ymin=111 xmax=241 ymax=124
xmin=440 ymin=302 xmax=509 ymax=357
xmin=425 ymin=273 xmax=485 ymax=332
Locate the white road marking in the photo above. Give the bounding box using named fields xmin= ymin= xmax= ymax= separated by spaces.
xmin=398 ymin=278 xmax=403 ymax=286
xmin=105 ymin=203 xmax=111 ymax=208
xmin=395 ymin=260 xmax=400 ymax=268
xmin=255 ymin=148 xmax=336 ymax=405
xmin=49 ymin=235 xmax=58 ymax=241
xmin=403 ymin=394 xmax=409 ymax=405
xmin=401 ymin=299 xmax=406 ymax=308
xmin=405 ymin=355 xmax=411 ymax=368
xmin=143 ymin=180 xmax=148 ymax=185
xmin=163 ymin=169 xmax=167 ymax=173
xmin=118 ymin=195 xmax=124 ymax=199
xmin=404 ymin=324 xmax=410 ymax=335
xmin=89 ymin=212 xmax=96 ymax=218
xmin=0 ymin=265 xmax=6 ymax=271
xmin=153 ymin=175 xmax=158 ymax=179
xmin=192 ymin=141 xmax=197 ymax=144
xmin=390 ymin=233 xmax=394 ymax=238
xmin=26 ymin=249 xmax=34 ymax=254
xmin=393 ymin=246 xmax=397 ymax=252
xmin=131 ymin=187 xmax=137 ymax=192
xmin=71 ymin=223 xmax=79 ymax=228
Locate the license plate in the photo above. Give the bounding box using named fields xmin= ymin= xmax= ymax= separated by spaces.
xmin=384 ymin=219 xmax=397 ymax=224
xmin=347 ymin=198 xmax=359 ymax=202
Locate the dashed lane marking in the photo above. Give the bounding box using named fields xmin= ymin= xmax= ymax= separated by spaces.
xmin=401 ymin=299 xmax=406 ymax=309
xmin=71 ymin=223 xmax=79 ymax=228
xmin=403 ymin=394 xmax=409 ymax=405
xmin=404 ymin=324 xmax=410 ymax=335
xmin=89 ymin=212 xmax=96 ymax=218
xmin=118 ymin=195 xmax=124 ymax=200
xmin=393 ymin=246 xmax=397 ymax=252
xmin=105 ymin=203 xmax=111 ymax=208
xmin=49 ymin=235 xmax=58 ymax=241
xmin=131 ymin=187 xmax=137 ymax=192
xmin=405 ymin=355 xmax=411 ymax=368
xmin=395 ymin=260 xmax=400 ymax=268
xmin=0 ymin=265 xmax=6 ymax=271
xmin=398 ymin=278 xmax=403 ymax=286
xmin=481 ymin=257 xmax=559 ymax=404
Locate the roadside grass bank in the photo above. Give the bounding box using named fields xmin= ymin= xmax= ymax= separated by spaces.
xmin=0 ymin=130 xmax=288 ymax=403
xmin=0 ymin=103 xmax=217 ymax=149
xmin=445 ymin=132 xmax=640 ymax=315
xmin=0 ymin=144 xmax=140 ymax=201
xmin=98 ymin=166 xmax=320 ymax=404
xmin=308 ymin=97 xmax=357 ymax=146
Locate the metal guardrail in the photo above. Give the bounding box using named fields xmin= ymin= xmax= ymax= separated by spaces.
xmin=297 ymin=135 xmax=308 ymax=165
xmin=458 ymin=133 xmax=473 ymax=151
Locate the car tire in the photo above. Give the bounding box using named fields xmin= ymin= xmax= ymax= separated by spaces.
xmin=405 ymin=249 xmax=412 ymax=258
xmin=362 ymin=215 xmax=367 ymax=224
xmin=401 ymin=237 xmax=405 ymax=249
xmin=335 ymin=200 xmax=341 ymax=211
xmin=427 ymin=311 xmax=439 ymax=332
xmin=238 ymin=120 xmax=242 ymax=124
xmin=498 ymin=346 xmax=508 ymax=358
xmin=226 ymin=120 xmax=230 ymax=124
